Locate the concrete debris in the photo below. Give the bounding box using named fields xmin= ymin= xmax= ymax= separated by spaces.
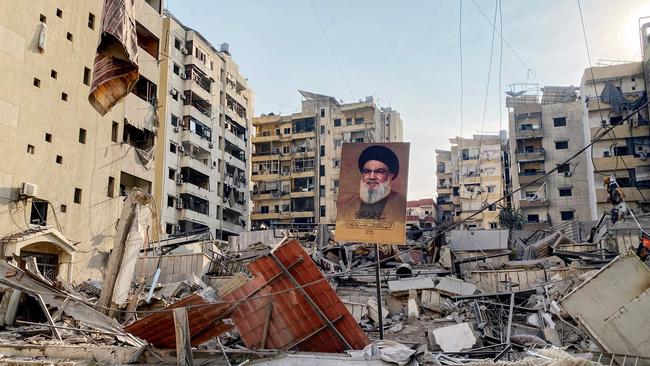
xmin=0 ymin=222 xmax=647 ymax=365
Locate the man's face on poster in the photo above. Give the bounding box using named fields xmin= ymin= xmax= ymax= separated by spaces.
xmin=359 ymin=160 xmax=394 ymax=204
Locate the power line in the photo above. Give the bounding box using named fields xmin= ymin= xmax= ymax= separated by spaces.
xmin=309 ymin=0 xmax=355 ymax=100
xmin=470 ymin=0 xmax=545 ymax=85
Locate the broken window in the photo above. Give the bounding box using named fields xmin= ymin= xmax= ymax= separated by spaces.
xmin=527 ymin=214 xmax=540 ymax=223
xmin=131 ymin=75 xmax=157 ymax=106
xmin=122 ymin=121 xmax=154 ymax=149
xmin=135 ymin=21 xmax=159 ymax=59
xmin=120 ymin=171 xmax=151 ymax=195
xmin=30 ymin=200 xmax=48 ymax=226
xmin=21 ymin=251 xmax=59 ymax=281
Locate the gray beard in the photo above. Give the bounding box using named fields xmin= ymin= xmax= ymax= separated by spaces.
xmin=359 ymin=179 xmax=392 ymax=204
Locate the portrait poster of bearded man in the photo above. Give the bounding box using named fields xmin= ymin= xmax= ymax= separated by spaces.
xmin=335 ymin=143 xmax=410 ymax=245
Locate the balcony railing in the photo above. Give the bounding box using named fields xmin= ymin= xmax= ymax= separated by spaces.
xmin=516 ymin=149 xmax=545 ymax=162
xmin=518 ymin=171 xmax=545 ymax=185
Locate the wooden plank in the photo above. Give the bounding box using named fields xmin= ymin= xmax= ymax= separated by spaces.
xmin=173 ymin=308 xmax=194 ymax=366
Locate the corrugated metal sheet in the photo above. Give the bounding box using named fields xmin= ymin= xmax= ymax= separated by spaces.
xmin=467 ymin=266 xmax=594 ymax=293
xmin=223 ymin=239 xmax=368 ymax=352
xmin=124 ymin=293 xmax=232 ymax=349
xmin=446 ymin=230 xmax=509 ymax=251
xmin=135 ymin=253 xmax=209 ymax=283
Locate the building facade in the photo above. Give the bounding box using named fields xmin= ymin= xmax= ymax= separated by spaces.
xmin=507 ymin=86 xmax=596 ymax=228
xmin=250 ymin=91 xmax=403 ymax=227
xmin=0 ymin=0 xmax=164 ymax=281
xmin=437 ymin=134 xmax=508 ymax=230
xmin=406 ymin=198 xmax=438 ymax=228
xmin=154 ymin=13 xmax=252 ymax=241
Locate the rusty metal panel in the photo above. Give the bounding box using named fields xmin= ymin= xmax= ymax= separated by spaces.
xmin=223 ymin=239 xmax=368 ymax=352
xmin=125 ymin=293 xmax=232 ymax=349
xmin=561 ymin=253 xmax=650 ymax=357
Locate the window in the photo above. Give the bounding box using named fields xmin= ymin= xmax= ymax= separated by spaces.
xmin=135 ymin=21 xmax=159 ymax=59
xmin=83 ymin=67 xmax=91 ymax=86
xmin=88 ymin=13 xmax=95 ymax=29
xmin=171 ymin=89 xmax=178 ymax=101
xmin=320 ymin=185 xmax=326 ymax=197
xmin=260 ymin=206 xmax=269 ymax=214
xmin=527 ymin=214 xmax=540 ymax=223
xmin=559 ymin=187 xmax=572 ymax=197
xmin=27 ymin=144 xmax=35 ymax=154
xmin=171 ymin=114 xmax=179 ymax=127
xmin=487 ymin=185 xmax=495 ymax=193
xmin=33 ymin=78 xmax=40 ymax=87
xmin=51 ymin=70 xmax=57 ymax=79
xmin=106 ymin=176 xmax=115 ymax=197
xmin=170 ymin=142 xmax=177 ymax=154
xmin=346 ymin=118 xmax=352 ymax=125
xmin=488 ymin=204 xmax=496 ymax=211
xmin=334 ymin=159 xmax=340 ymax=167
xmin=320 ymin=108 xmax=325 ymax=117
xmin=284 ymin=128 xmax=291 ymax=134
xmin=167 ymin=195 xmax=174 ymax=207
xmin=561 ymin=211 xmax=574 ymax=220
xmin=165 ymin=223 xmax=174 ymax=234
xmin=320 ymin=125 xmax=325 ymax=134
xmin=73 ymin=188 xmax=82 ymax=204
xmin=56 ymin=155 xmax=63 ymax=164
xmin=30 ymin=201 xmax=48 ymax=226
xmin=282 ymin=146 xmax=290 ymax=154
xmin=553 ymin=117 xmax=567 ymax=127
xmin=275 ymin=128 xmax=280 ymax=135
xmin=78 ymin=128 xmax=87 ymax=144
xmin=60 ymin=204 xmax=66 ymax=213
xmin=45 ymin=133 xmax=52 ymax=142
xmin=66 ymin=32 xmax=73 ymax=42
xmin=61 ymin=92 xmax=68 ymax=101
xmin=56 ymin=8 xmax=63 ymax=18
xmin=320 ymin=205 xmax=326 ymax=217
xmin=354 ymin=138 xmax=364 ymax=143
xmin=489 ymin=222 xmax=498 ymax=229
xmin=173 ymin=63 xmax=180 ymax=75
xmin=355 ymin=117 xmax=364 ymax=124
xmin=557 ymin=164 xmax=570 ymax=173
xmin=334 ymin=119 xmax=341 ymax=127
xmin=111 ymin=121 xmax=119 ymax=142
xmin=320 ymin=145 xmax=325 ymax=157
xmin=320 ymin=165 xmax=325 ymax=177
xmin=168 ymin=168 xmax=176 ymax=180
xmin=555 ymin=140 xmax=568 ymax=150
xmin=40 ymin=14 xmax=46 ymax=23
xmin=335 ymin=139 xmax=342 ymax=147
xmin=334 ymin=180 xmax=340 ymax=188
xmin=174 ymin=38 xmax=181 ymax=50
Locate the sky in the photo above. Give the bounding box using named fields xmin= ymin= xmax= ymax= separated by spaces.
xmin=168 ymin=0 xmax=650 ymax=200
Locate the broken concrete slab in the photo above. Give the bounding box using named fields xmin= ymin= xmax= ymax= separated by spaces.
xmin=428 ymin=322 xmax=477 ymax=352
xmin=407 ymin=290 xmax=419 ymax=322
xmin=387 ymin=276 xmax=434 ymax=295
xmin=431 ymin=276 xmax=477 ymax=296
xmin=367 ymin=297 xmax=389 ymax=324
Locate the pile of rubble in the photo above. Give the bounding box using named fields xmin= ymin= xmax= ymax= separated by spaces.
xmin=0 ymin=221 xmax=648 ymax=365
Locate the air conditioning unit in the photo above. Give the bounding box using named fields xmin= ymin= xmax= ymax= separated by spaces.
xmin=170 ymin=88 xmax=177 ymax=96
xmin=176 ymin=201 xmax=184 ymax=209
xmin=20 ymin=182 xmax=38 ymax=197
xmin=181 ymin=47 xmax=189 ymax=55
xmin=177 ymin=146 xmax=185 ymax=154
xmin=173 ymin=126 xmax=180 ymax=133
xmin=180 ymin=93 xmax=187 ymax=101
xmin=180 ymin=73 xmax=188 ymax=80
xmin=174 ymin=225 xmax=182 ymax=234
xmin=176 ymin=177 xmax=184 ymax=185
xmin=209 ymin=142 xmax=214 ymax=149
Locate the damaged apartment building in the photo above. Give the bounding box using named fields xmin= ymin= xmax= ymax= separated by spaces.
xmin=155 ymin=12 xmax=252 ymax=241
xmin=0 ymin=0 xmax=253 ymax=282
xmin=506 ymin=85 xmax=597 ymax=229
xmin=0 ymin=0 xmax=165 ymax=281
xmin=251 ymin=91 xmax=403 ymax=227
xmin=436 ymin=133 xmax=509 ymax=229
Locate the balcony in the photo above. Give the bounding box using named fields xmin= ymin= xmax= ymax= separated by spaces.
xmin=251 ymin=212 xmax=281 ymax=221
xmin=290 ymin=190 xmax=315 ymax=198
xmin=253 ymin=134 xmax=280 ymax=144
xmin=437 ymin=187 xmax=452 ymax=195
xmin=518 ymin=171 xmax=545 ymax=185
xmin=177 ymin=182 xmax=210 ymax=201
xmin=221 ymin=220 xmax=244 ymax=234
xmin=183 ymin=90 xmax=212 ymax=118
xmin=461 ymin=175 xmax=481 ymax=185
xmin=291 ymin=211 xmax=315 ymax=219
xmin=185 ymin=64 xmax=212 ymax=94
xmin=180 ymin=155 xmax=212 ymax=176
xmin=179 ymin=208 xmax=210 ymax=223
xmin=519 ymin=199 xmax=549 ymax=208
xmin=515 ymin=128 xmax=543 ymax=140
xmin=516 ymin=149 xmax=545 ymax=162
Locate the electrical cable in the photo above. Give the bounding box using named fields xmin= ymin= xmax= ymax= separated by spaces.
xmin=309 ymin=0 xmax=355 ymax=100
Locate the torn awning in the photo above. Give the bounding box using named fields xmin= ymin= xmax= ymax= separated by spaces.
xmin=88 ymin=0 xmax=139 ymax=115
xmin=223 ymin=239 xmax=369 ymax=352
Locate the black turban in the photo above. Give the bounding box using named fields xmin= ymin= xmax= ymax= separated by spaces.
xmin=358 ymin=145 xmax=399 ymax=179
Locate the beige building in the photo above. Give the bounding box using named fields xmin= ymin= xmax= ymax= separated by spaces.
xmin=581 ymin=60 xmax=650 ymax=217
xmin=154 ymin=12 xmax=252 ymax=241
xmin=437 ymin=133 xmax=507 ymax=230
xmin=251 ymin=91 xmax=403 ymax=227
xmin=0 ymin=0 xmax=164 ymax=281
xmin=507 ymin=86 xmax=596 ymax=228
